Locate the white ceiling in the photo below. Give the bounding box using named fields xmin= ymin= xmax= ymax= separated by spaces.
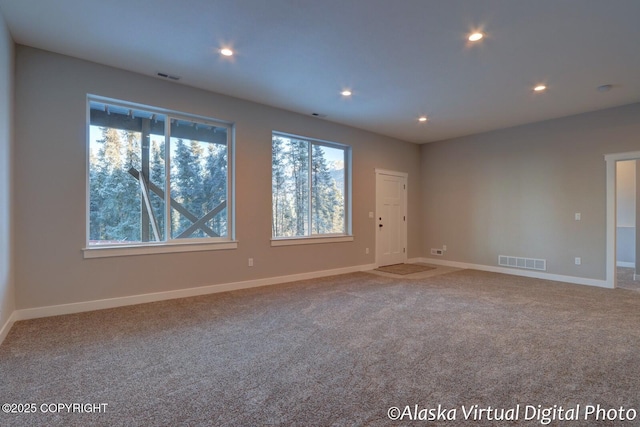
xmin=1 ymin=0 xmax=639 ymax=144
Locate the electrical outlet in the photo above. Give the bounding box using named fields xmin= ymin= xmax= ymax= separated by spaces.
xmin=431 ymin=249 xmax=443 ymax=256
xmin=575 ymin=257 xmax=581 ymax=265
xmin=368 ymin=211 xmax=374 ymax=218
xmin=443 ymin=245 xmax=447 ymax=251
xmin=575 ymin=213 xmax=581 ymax=221
xmin=248 ymin=258 xmax=254 ymax=267
xmin=365 ymin=247 xmax=369 ymax=254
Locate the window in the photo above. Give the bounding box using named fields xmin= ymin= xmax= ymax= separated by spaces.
xmin=272 ymin=132 xmax=351 ymax=241
xmin=86 ymin=96 xmax=234 ymax=254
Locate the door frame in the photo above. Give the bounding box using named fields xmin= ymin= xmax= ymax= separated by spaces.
xmin=375 ymin=168 xmax=408 ymax=267
xmin=605 ymin=150 xmax=640 ymax=289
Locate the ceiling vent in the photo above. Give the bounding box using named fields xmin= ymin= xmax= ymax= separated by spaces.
xmin=157 ymin=72 xmax=181 ymax=81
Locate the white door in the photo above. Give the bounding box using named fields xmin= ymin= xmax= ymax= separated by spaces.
xmin=376 ymin=170 xmax=407 ymax=266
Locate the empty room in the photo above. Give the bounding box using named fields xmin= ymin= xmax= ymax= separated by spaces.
xmin=1 ymin=1 xmax=640 ymax=425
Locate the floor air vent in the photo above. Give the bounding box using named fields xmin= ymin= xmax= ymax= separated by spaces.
xmin=498 ymin=255 xmax=546 ymax=271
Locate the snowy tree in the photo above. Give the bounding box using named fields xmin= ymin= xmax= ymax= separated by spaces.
xmin=311 ymin=144 xmax=339 ymax=234
xmin=272 ymin=136 xmax=293 ymax=236
xmin=289 ymin=138 xmax=309 ymax=236
xmin=89 ymin=109 xmax=232 ymax=244
xmin=171 ymin=139 xmax=205 ymax=237
xmin=90 ymin=127 xmax=141 ymax=242
xmin=88 ymin=145 xmax=103 ymax=241
xmin=204 ymin=143 xmax=227 ymax=237
xmin=149 ymin=139 xmax=166 ymax=240
xmin=271 ymin=135 xmax=345 ymax=237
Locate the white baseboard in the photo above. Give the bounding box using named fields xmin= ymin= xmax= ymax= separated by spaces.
xmin=617 ymin=261 xmax=635 ymax=268
xmin=414 ymin=257 xmax=611 ymax=289
xmin=14 ymin=263 xmax=377 ymax=322
xmin=4 ymin=256 xmax=616 ymax=331
xmin=0 ymin=311 xmax=16 ymax=346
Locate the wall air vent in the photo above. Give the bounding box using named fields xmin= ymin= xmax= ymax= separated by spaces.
xmin=157 ymin=72 xmax=181 ymax=81
xmin=498 ymin=255 xmax=546 ymax=271
xmin=311 ymin=113 xmax=327 ymax=118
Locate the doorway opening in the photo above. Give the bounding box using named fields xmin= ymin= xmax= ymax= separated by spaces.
xmin=614 ymin=159 xmax=640 ymax=291
xmin=605 ymin=151 xmax=640 ymax=289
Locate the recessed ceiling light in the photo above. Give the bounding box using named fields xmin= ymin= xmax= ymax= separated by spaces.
xmin=220 ymin=48 xmax=233 ymax=57
xmin=468 ymin=32 xmax=483 ymax=42
xmin=418 ymin=116 xmax=428 ymax=122
xmin=533 ymin=85 xmax=547 ymax=92
xmin=341 ymin=90 xmax=352 ymax=97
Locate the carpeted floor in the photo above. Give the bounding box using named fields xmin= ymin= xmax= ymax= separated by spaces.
xmin=1 ymin=270 xmax=640 ymax=426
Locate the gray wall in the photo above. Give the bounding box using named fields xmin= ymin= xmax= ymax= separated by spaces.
xmin=11 ymin=43 xmax=640 ymax=311
xmin=13 ymin=46 xmax=422 ymax=310
xmin=0 ymin=10 xmax=14 ymax=327
xmin=421 ymin=103 xmax=640 ymax=280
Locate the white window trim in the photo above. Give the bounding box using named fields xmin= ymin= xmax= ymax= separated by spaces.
xmin=271 ymin=235 xmax=354 ymax=247
xmin=85 ymin=95 xmax=236 ymax=253
xmin=83 ymin=240 xmax=238 ymax=259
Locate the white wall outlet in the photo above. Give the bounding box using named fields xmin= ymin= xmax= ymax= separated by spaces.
xmin=365 ymin=247 xmax=369 ymax=254
xmin=368 ymin=211 xmax=374 ymax=218
xmin=575 ymin=257 xmax=581 ymax=265
xmin=248 ymin=258 xmax=254 ymax=267
xmin=575 ymin=213 xmax=581 ymax=221
xmin=443 ymin=245 xmax=447 ymax=251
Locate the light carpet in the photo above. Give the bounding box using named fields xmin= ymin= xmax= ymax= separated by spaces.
xmin=1 ymin=270 xmax=640 ymax=426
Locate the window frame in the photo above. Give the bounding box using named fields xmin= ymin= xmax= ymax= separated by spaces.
xmin=271 ymin=131 xmax=353 ymax=246
xmin=83 ymin=95 xmax=236 ymax=258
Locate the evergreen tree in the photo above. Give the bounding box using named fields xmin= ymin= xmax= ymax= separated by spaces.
xmin=272 ymin=136 xmax=292 ymax=236
xmin=311 ymin=145 xmax=339 ymax=234
xmin=118 ymin=131 xmax=142 ymax=241
xmin=289 ymin=139 xmax=309 ymax=236
xmin=172 ymin=139 xmax=205 ymax=237
xmin=88 ymin=145 xmax=103 ymax=241
xmin=95 ymin=128 xmax=125 ymax=241
xmin=89 ymin=127 xmax=143 ymax=242
xmin=331 ymin=179 xmax=345 ymax=233
xmin=90 ymin=123 xmax=235 ymax=243
xmin=204 ymin=143 xmax=227 ymax=236
xmin=149 ymin=139 xmax=166 ymax=240
xmin=270 ymin=138 xmax=345 ymax=237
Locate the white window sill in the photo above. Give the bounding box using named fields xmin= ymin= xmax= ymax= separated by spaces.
xmin=271 ymin=235 xmax=354 ymax=247
xmin=83 ymin=240 xmax=238 ymax=259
